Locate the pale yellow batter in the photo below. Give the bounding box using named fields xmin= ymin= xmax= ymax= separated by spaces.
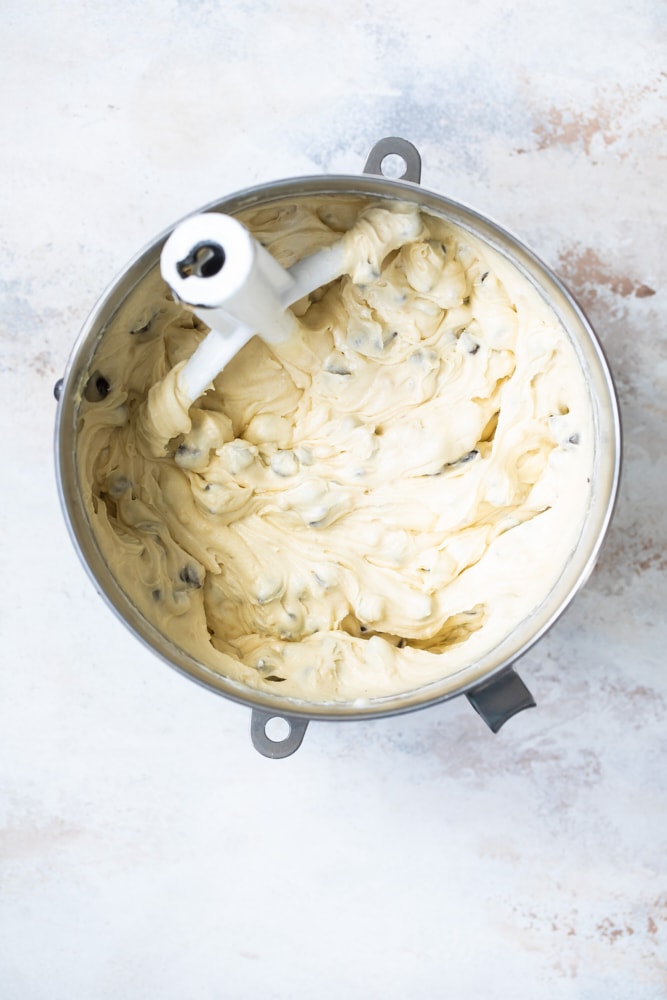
xmin=77 ymin=197 xmax=593 ymax=701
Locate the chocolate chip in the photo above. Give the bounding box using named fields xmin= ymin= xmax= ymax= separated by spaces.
xmin=131 ymin=319 xmax=153 ymax=336
xmin=568 ymin=433 xmax=580 ymax=445
xmin=108 ymin=476 xmax=131 ymax=498
xmin=84 ymin=372 xmax=111 ymax=401
xmin=151 ymin=589 xmax=161 ymax=602
xmin=467 ymin=341 xmax=480 ymax=355
xmin=177 ymin=443 xmax=201 ymax=459
xmin=325 ymin=359 xmax=351 ymax=376
xmin=481 ymin=271 xmax=489 ymax=282
xmin=179 ymin=565 xmax=201 ymax=588
xmin=448 ymin=449 xmax=479 ymax=467
xmin=264 ymin=675 xmax=286 ymax=682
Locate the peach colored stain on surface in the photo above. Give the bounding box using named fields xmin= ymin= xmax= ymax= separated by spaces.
xmin=593 ymin=521 xmax=667 ymax=595
xmin=429 ymin=724 xmax=605 ymax=796
xmin=555 ymin=245 xmax=656 ymax=311
xmin=29 ymin=349 xmax=56 ymax=378
xmin=636 ymin=548 xmax=667 ymax=573
xmin=528 ymin=74 xmax=667 ymax=156
xmin=534 ymin=106 xmax=615 ymax=156
xmin=509 ymin=894 xmax=666 ymax=972
xmin=597 ymin=917 xmax=636 ymax=943
xmin=600 ymin=682 xmax=665 ymax=710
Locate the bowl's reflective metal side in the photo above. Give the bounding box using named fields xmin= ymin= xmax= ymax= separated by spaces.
xmin=54 ymin=168 xmax=622 ymax=755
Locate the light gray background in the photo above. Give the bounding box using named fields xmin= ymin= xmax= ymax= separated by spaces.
xmin=1 ymin=1 xmax=665 ymax=997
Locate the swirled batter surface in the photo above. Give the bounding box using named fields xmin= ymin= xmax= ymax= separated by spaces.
xmin=77 ymin=197 xmax=593 ymax=701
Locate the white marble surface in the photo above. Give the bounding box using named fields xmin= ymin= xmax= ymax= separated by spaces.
xmin=1 ymin=1 xmax=666 ymax=997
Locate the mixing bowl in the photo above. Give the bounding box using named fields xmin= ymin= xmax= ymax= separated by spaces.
xmin=54 ymin=137 xmax=621 ymax=757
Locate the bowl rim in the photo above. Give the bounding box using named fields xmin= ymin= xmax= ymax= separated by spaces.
xmin=54 ymin=171 xmax=623 ymax=721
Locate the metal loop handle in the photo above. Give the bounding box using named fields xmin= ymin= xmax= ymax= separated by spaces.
xmin=363 ymin=137 xmax=422 ymax=184
xmin=250 ymin=710 xmax=309 ymax=758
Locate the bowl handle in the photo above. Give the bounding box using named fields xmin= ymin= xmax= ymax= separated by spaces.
xmin=363 ymin=137 xmax=422 ymax=184
xmin=466 ymin=668 xmax=536 ymax=733
xmin=250 ymin=710 xmax=310 ymax=758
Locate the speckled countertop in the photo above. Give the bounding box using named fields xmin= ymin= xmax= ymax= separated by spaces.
xmin=1 ymin=1 xmax=665 ymax=997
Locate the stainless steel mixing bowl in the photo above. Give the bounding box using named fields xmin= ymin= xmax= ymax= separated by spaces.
xmin=54 ymin=138 xmax=621 ymax=757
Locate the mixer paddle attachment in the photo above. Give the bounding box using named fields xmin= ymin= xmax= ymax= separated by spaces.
xmin=159 ymin=203 xmax=424 ymax=403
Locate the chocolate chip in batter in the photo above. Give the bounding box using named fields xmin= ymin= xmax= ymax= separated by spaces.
xmin=179 ymin=565 xmax=201 ymax=588
xmin=176 ymin=442 xmax=201 ymax=461
xmin=98 ymin=491 xmax=117 ymax=519
xmin=569 ymin=433 xmax=580 ymax=445
xmin=130 ymin=316 xmax=154 ymax=336
xmin=448 ymin=449 xmax=479 ymax=467
xmin=84 ymin=372 xmax=111 ymax=401
xmin=107 ymin=475 xmax=131 ymax=498
xmin=324 ymin=356 xmax=351 ymax=376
